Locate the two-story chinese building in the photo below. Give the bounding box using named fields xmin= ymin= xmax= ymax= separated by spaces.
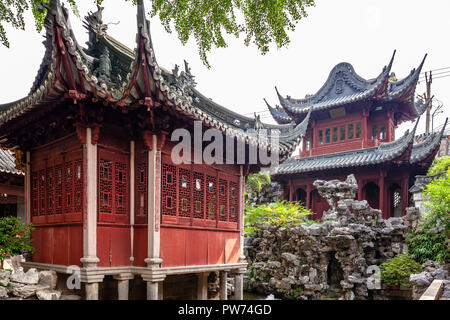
xmin=267 ymin=52 xmax=447 ymax=219
xmin=0 ymin=0 xmax=309 ymax=300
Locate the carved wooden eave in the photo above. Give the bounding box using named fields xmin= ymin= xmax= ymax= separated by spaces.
xmin=0 ymin=0 xmax=305 ymax=164
xmin=270 ymin=51 xmax=428 ymax=126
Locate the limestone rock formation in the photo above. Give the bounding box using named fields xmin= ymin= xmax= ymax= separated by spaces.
xmin=245 ymin=174 xmax=421 ymax=300
xmin=10 ymin=268 xmax=39 ymax=285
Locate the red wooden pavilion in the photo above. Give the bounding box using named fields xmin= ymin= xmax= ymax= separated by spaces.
xmin=0 ymin=0 xmax=308 ymax=300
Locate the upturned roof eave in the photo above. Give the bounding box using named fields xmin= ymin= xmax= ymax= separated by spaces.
xmin=274 ymin=51 xmax=396 ymax=116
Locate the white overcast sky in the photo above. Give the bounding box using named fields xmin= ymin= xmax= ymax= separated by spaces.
xmin=0 ymin=0 xmax=449 ymax=137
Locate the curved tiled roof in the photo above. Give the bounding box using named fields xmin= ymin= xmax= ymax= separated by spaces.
xmin=410 ymin=118 xmax=448 ymax=164
xmin=264 ymin=99 xmax=293 ymax=125
xmin=273 ymin=117 xmax=440 ymax=176
xmin=0 ymin=0 xmax=309 ymax=159
xmin=274 ymin=52 xmax=395 ymax=114
xmin=269 ymin=51 xmax=428 ymax=123
xmin=0 ymin=150 xmax=24 ymax=176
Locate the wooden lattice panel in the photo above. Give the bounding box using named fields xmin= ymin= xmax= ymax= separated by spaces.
xmin=162 ymin=163 xmax=177 ymax=216
xmin=193 ymin=171 xmax=204 ymax=219
xmin=39 ymin=169 xmax=46 ymax=216
xmin=219 ymin=179 xmax=228 ymax=222
xmin=178 ymin=168 xmax=191 ymax=218
xmin=206 ymin=175 xmax=217 ymax=221
xmin=63 ymin=161 xmax=73 ymax=214
xmin=229 ymin=181 xmax=239 ymax=222
xmin=114 ymin=161 xmax=127 ymax=215
xmin=135 ymin=155 xmax=148 ymax=216
xmin=46 ymin=166 xmax=54 ymax=215
xmin=99 ymin=159 xmax=113 ymax=214
xmin=54 ymin=164 xmax=63 ymax=214
xmin=74 ymin=159 xmax=83 ymax=213
xmin=31 ymin=172 xmax=38 ymax=217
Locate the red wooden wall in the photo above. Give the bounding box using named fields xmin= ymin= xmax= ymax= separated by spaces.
xmin=29 ymin=132 xmax=242 ymax=269
xmin=30 ymin=134 xmax=84 ymax=266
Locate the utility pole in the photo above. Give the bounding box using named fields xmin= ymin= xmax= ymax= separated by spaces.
xmin=424 ymin=71 xmax=433 ymax=134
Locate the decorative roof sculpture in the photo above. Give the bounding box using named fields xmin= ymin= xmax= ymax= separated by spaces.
xmin=0 ymin=0 xmax=311 ymax=162
xmin=266 ymin=51 xmax=430 ymax=125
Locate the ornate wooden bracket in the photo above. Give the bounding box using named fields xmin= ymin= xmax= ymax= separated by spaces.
xmin=142 ymin=130 xmax=154 ymax=151
xmin=142 ymin=130 xmax=168 ymax=151
xmin=74 ymin=123 xmax=87 ymax=144
xmin=91 ymin=124 xmax=101 ymax=145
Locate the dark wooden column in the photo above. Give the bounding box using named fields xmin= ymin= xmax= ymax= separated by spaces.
xmin=387 ymin=109 xmax=394 ymax=142
xmin=362 ymin=108 xmax=369 ymax=148
xmin=306 ymin=184 xmax=311 ymax=209
xmin=401 ymin=174 xmax=409 ymax=216
xmin=289 ymin=180 xmax=294 ymax=202
xmin=379 ymin=170 xmax=387 ymax=219
xmin=357 ymin=177 xmax=363 ymax=201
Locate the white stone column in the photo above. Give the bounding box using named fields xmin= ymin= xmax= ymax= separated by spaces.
xmin=113 ymin=273 xmax=134 ymax=300
xmin=142 ymin=134 xmax=165 ymax=300
xmin=81 ymin=127 xmax=99 ymax=268
xmin=238 ymin=166 xmax=246 ymax=262
xmin=130 ymin=140 xmax=135 ymax=264
xmin=80 ymin=127 xmax=101 ymax=300
xmin=219 ymin=271 xmax=228 ymax=300
xmin=233 ymin=271 xmax=244 ymax=300
xmin=145 ymin=134 xmax=162 ymax=266
xmin=147 ymin=281 xmax=159 ymax=300
xmin=197 ymin=272 xmax=209 ymax=300
xmin=85 ymin=283 xmax=99 ymax=300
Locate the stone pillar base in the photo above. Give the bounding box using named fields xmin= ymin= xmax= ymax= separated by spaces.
xmin=85 ymin=282 xmax=99 ymax=300
xmin=113 ymin=273 xmax=134 ymax=300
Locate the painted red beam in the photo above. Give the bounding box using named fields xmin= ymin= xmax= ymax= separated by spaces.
xmin=0 ymin=183 xmax=24 ymax=197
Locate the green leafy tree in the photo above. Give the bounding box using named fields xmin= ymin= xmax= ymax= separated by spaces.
xmin=244 ymin=200 xmax=312 ymax=235
xmin=407 ymin=157 xmax=450 ymax=264
xmin=0 ymin=0 xmax=315 ymax=67
xmin=246 ymin=171 xmax=271 ymax=193
xmin=0 ymin=217 xmax=34 ymax=266
xmin=427 ymin=155 xmax=450 ymax=177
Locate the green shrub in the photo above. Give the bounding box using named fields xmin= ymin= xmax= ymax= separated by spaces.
xmin=244 ymin=201 xmax=313 ymax=235
xmin=427 ymin=155 xmax=450 ymax=176
xmin=0 ymin=217 xmax=34 ymax=262
xmin=380 ymin=254 xmax=422 ymax=286
xmin=407 ymin=173 xmax=450 ymax=264
xmin=246 ymin=172 xmax=271 ymax=192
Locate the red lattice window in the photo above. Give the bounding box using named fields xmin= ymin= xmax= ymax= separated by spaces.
xmin=73 ymin=159 xmax=83 ymax=213
xmin=39 ymin=169 xmax=46 ymax=216
xmin=219 ymin=179 xmax=228 ymax=222
xmin=178 ymin=168 xmax=191 ymax=218
xmin=135 ymin=157 xmax=148 ymax=216
xmin=46 ymin=167 xmax=54 ymax=215
xmin=193 ymin=172 xmax=204 ymax=219
xmin=54 ymin=165 xmax=63 ymax=214
xmin=206 ymin=175 xmax=217 ymax=220
xmin=162 ymin=164 xmax=177 ymax=216
xmin=229 ymin=181 xmax=239 ymax=222
xmin=31 ymin=172 xmax=38 ymax=216
xmin=63 ymin=161 xmax=73 ymax=214
xmin=99 ymin=159 xmax=113 ymax=214
xmin=115 ymin=162 xmax=127 ymax=215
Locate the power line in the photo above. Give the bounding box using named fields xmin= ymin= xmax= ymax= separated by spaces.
xmin=249 ymin=67 xmax=450 ymax=119
xmin=419 ymin=70 xmax=450 ymax=79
